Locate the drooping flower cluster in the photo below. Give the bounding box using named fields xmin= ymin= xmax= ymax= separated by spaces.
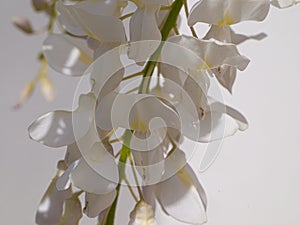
xmin=23 ymin=0 xmax=299 ymax=224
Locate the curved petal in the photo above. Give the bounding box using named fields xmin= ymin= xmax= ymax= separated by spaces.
xmin=57 ymin=1 xmax=126 ymax=42
xmin=188 ymin=0 xmax=270 ymax=26
xmin=213 ymin=101 xmax=248 ymax=131
xmin=142 ymin=186 xmax=156 ymax=209
xmin=70 ymin=142 xmax=119 ymax=195
xmin=89 ymin=46 xmax=124 ymax=98
xmin=203 ymin=26 xmax=266 ymax=92
xmin=271 ymin=0 xmax=300 ymax=8
xmin=128 ymin=5 xmax=161 ymax=61
xmin=43 ymin=34 xmax=93 ymax=76
xmin=84 ymin=190 xmax=116 ymax=218
xmin=70 ymin=159 xmax=117 ymax=195
xmin=97 ymin=92 xmax=181 ymax=133
xmin=36 ymin=176 xmax=72 ymax=225
xmin=212 ymin=65 xmax=237 ymax=93
xmin=130 ymin=5 xmax=161 ymax=42
xmin=64 ymin=143 xmax=82 ymax=166
xmin=164 ymin=35 xmax=250 ymax=72
xmin=56 ymin=161 xmax=79 ymax=191
xmin=204 ymin=25 xmax=267 ymax=45
xmin=75 ymin=0 xmax=127 ymax=17
xmin=197 ymin=99 xmax=248 ymax=142
xmin=28 ymin=110 xmax=74 ymax=148
xmin=131 ymin=134 xmax=165 ymax=185
xmin=57 ymin=1 xmax=86 ymax=36
xmin=141 ymin=0 xmax=169 ymax=6
xmin=59 ymin=194 xmax=83 ymax=225
xmin=155 ymin=162 xmax=207 ymax=224
xmin=28 ymin=93 xmax=96 ymax=148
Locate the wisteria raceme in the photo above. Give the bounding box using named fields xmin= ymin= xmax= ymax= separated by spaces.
xmin=12 ymin=0 xmax=299 ymax=224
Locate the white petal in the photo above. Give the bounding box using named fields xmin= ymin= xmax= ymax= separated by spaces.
xmin=128 ymin=5 xmax=161 ymax=61
xmin=215 ymin=101 xmax=248 ymax=131
xmin=203 ymin=26 xmax=265 ymax=92
xmin=197 ymin=99 xmax=248 ymax=142
xmin=188 ymin=0 xmax=270 ymax=26
xmin=64 ymin=143 xmax=82 ymax=166
xmin=57 ymin=1 xmax=86 ymax=36
xmin=271 ymin=0 xmax=300 ymax=8
xmin=165 ymin=35 xmax=250 ymax=72
xmin=97 ymin=92 xmax=180 ymax=133
xmin=43 ymin=34 xmax=93 ymax=76
xmin=70 ymin=142 xmax=118 ymax=195
xmin=76 ymin=0 xmax=127 ymax=17
xmin=70 ymin=159 xmax=116 ymax=195
xmin=59 ymin=194 xmax=83 ymax=225
xmin=142 ymin=186 xmax=156 ymax=209
xmin=36 ymin=176 xmax=72 ymax=225
xmin=89 ymin=46 xmax=124 ymax=98
xmin=58 ymin=1 xmax=126 ymax=43
xmin=182 ymin=73 xmax=210 ymax=110
xmin=57 ymin=161 xmax=79 ymax=191
xmin=155 ymin=162 xmax=207 ymax=224
xmin=204 ymin=25 xmax=267 ymax=45
xmin=130 ymin=5 xmax=161 ymax=42
xmin=159 ymin=77 xmax=208 ymax=143
xmin=131 ymin=136 xmax=165 ymax=185
xmin=141 ymin=0 xmax=169 ymax=6
xmin=84 ymin=190 xmax=116 ymax=218
xmin=212 ymin=66 xmax=237 ymax=93
xmin=28 ymin=110 xmax=74 ymax=148
xmin=28 ymin=93 xmax=96 ymax=147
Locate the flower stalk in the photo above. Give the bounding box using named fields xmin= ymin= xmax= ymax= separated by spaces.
xmin=104 ymin=0 xmax=183 ymax=224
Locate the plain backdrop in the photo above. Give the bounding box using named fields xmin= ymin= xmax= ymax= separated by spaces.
xmin=1 ymin=1 xmax=300 ymax=225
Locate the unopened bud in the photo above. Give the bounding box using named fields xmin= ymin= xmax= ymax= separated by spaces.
xmin=32 ymin=0 xmax=49 ymax=11
xmin=129 ymin=201 xmax=157 ymax=225
xmin=13 ymin=80 xmax=35 ymax=110
xmin=40 ymin=74 xmax=55 ymax=101
xmin=12 ymin=17 xmax=34 ymax=34
xmin=21 ymin=80 xmax=35 ymax=103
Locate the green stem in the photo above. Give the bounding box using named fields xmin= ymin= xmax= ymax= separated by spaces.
xmin=138 ymin=0 xmax=183 ymax=93
xmin=48 ymin=0 xmax=57 ymax=32
xmin=103 ymin=1 xmax=183 ymax=224
xmin=103 ymin=130 xmax=132 ymax=225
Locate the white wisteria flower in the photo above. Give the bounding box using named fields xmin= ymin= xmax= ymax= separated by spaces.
xmin=43 ymin=0 xmax=127 ymax=77
xmin=187 ymin=0 xmax=270 ymax=92
xmin=21 ymin=0 xmax=300 ymax=224
xmin=57 ymin=0 xmax=127 ymax=41
xmin=188 ymin=0 xmax=270 ymax=27
xmin=29 ymin=93 xmax=119 ymax=219
xmin=43 ymin=33 xmax=93 ymax=76
xmin=138 ymin=149 xmax=207 ymax=224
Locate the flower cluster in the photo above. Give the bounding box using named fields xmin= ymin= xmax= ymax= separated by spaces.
xmin=23 ymin=0 xmax=299 ymax=224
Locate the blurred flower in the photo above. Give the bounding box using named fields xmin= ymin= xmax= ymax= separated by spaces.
xmin=12 ymin=17 xmax=34 ymax=34
xmin=39 ymin=73 xmax=55 ymax=101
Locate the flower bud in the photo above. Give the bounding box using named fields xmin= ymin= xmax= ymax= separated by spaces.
xmin=12 ymin=17 xmax=34 ymax=34
xmin=21 ymin=80 xmax=35 ymax=102
xmin=40 ymin=74 xmax=55 ymax=101
xmin=129 ymin=201 xmax=157 ymax=225
xmin=32 ymin=0 xmax=49 ymax=11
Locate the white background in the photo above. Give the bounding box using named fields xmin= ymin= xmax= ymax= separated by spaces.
xmin=1 ymin=1 xmax=300 ymax=224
